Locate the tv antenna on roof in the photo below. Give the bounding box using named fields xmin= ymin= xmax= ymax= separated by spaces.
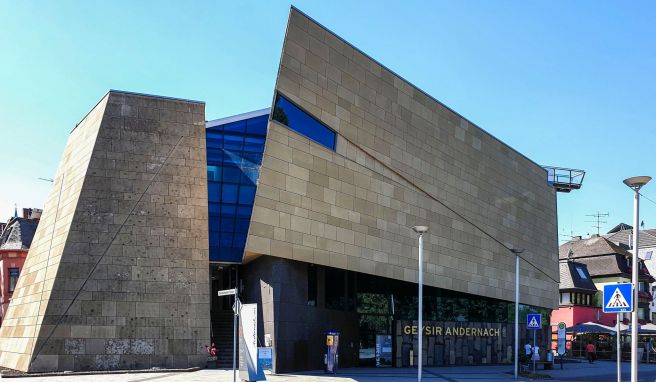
xmin=586 ymin=211 xmax=609 ymax=236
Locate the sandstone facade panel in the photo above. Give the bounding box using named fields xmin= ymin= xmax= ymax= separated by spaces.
xmin=246 ymin=9 xmax=558 ymax=310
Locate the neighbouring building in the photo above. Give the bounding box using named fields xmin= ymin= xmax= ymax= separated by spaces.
xmin=0 ymin=209 xmax=40 ymax=325
xmin=605 ymin=223 xmax=656 ymax=322
xmin=552 ymin=259 xmax=598 ymax=327
xmin=552 ymin=234 xmax=654 ymax=328
xmin=0 ymin=7 xmax=563 ymax=373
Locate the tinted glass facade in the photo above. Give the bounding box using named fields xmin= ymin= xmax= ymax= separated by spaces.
xmin=273 ymin=95 xmax=336 ymax=150
xmin=311 ymin=265 xmax=551 ymax=367
xmin=206 ymin=113 xmax=268 ymax=262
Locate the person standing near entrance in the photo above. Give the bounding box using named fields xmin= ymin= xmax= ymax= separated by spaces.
xmin=206 ymin=342 xmax=218 ymax=368
xmin=586 ymin=342 xmax=596 ymax=363
xmin=645 ymin=338 xmax=653 ymax=363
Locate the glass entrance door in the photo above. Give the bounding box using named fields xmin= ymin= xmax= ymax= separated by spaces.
xmin=359 ymin=314 xmax=392 ymax=366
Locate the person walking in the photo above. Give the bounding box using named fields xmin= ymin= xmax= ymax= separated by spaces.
xmin=523 ymin=341 xmax=532 ymax=369
xmin=532 ymin=343 xmax=540 ymax=361
xmin=586 ymin=341 xmax=596 ymax=364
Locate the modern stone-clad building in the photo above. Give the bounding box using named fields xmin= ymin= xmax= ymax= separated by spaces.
xmin=0 ymin=92 xmax=209 ymax=372
xmin=0 ymin=6 xmax=559 ymax=373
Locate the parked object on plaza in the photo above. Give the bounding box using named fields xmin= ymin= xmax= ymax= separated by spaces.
xmin=324 ymin=331 xmax=339 ymax=374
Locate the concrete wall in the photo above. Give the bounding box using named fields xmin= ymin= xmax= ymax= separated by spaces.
xmin=245 ymin=7 xmax=558 ymax=315
xmin=0 ymin=91 xmax=210 ymax=372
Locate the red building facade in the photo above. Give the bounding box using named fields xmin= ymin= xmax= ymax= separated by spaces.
xmin=0 ymin=209 xmax=40 ymax=325
xmin=552 ymin=235 xmax=654 ymax=329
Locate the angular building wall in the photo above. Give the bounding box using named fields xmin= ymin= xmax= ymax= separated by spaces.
xmin=245 ymin=8 xmax=559 ymax=367
xmin=0 ymin=91 xmax=210 ymax=372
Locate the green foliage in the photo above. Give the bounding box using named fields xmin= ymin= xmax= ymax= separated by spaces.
xmin=272 ymin=106 xmax=289 ymax=126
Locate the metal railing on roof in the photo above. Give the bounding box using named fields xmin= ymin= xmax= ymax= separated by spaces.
xmin=543 ymin=166 xmax=586 ymax=193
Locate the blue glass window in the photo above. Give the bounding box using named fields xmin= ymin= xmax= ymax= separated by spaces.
xmin=206 ymin=112 xmax=268 ymax=263
xmin=272 ymin=95 xmax=336 ymax=150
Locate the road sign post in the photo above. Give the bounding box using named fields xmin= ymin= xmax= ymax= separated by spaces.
xmin=603 ymin=283 xmax=633 ymax=382
xmin=527 ymin=314 xmax=542 ymax=374
xmin=217 ymin=288 xmax=237 ymax=297
xmin=617 ymin=313 xmax=621 ymax=382
xmin=217 ymin=285 xmax=240 ymax=382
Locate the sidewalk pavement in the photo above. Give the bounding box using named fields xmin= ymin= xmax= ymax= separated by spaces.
xmin=6 ymin=361 xmax=656 ymax=382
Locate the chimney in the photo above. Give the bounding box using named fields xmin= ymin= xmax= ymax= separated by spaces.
xmin=30 ymin=209 xmax=42 ymax=220
xmin=22 ymin=208 xmax=31 ymax=219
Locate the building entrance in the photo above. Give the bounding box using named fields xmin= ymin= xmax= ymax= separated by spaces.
xmin=210 ymin=264 xmax=239 ymax=368
xmin=359 ymin=314 xmax=393 ymax=366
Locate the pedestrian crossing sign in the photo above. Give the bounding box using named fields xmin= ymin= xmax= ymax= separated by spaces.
xmin=603 ymin=283 xmax=633 ymax=313
xmin=527 ymin=313 xmax=541 ymax=330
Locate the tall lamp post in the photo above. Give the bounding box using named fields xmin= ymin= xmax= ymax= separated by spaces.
xmin=623 ymin=176 xmax=651 ymax=382
xmin=413 ymin=225 xmax=429 ymax=382
xmin=511 ymin=248 xmax=524 ymax=379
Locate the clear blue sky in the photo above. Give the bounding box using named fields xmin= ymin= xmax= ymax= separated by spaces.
xmin=1 ymin=1 xmax=654 ymax=242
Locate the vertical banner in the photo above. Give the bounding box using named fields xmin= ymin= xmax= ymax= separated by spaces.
xmin=557 ymin=322 xmax=566 ymax=355
xmin=375 ymin=335 xmax=393 ymax=367
xmin=239 ymin=304 xmax=265 ymax=381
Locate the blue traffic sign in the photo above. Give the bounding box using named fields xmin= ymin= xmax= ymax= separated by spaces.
xmin=527 ymin=313 xmax=542 ymax=330
xmin=603 ymin=283 xmax=633 ymax=313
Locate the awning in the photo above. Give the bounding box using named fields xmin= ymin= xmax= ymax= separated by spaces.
xmin=565 ymin=322 xmax=616 ymax=334
xmin=564 ymin=322 xmax=656 ymax=335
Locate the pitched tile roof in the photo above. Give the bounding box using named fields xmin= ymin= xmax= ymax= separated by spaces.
xmin=559 ymin=236 xmax=633 ymax=260
xmin=605 ymin=228 xmax=656 ymax=250
xmin=0 ymin=217 xmax=38 ymax=251
xmin=608 ymin=223 xmax=632 ymax=234
xmin=559 ymin=235 xmax=654 ymax=281
xmin=559 ymin=260 xmax=597 ymax=293
xmin=576 ymin=253 xmax=631 ymax=278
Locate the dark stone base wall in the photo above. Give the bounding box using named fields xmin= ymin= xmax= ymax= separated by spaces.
xmin=396 ymin=320 xmax=551 ymax=367
xmin=241 ymin=256 xmax=551 ymax=372
xmin=242 ymin=256 xmax=358 ymax=373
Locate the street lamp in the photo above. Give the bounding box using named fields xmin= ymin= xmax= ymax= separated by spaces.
xmin=511 ymin=248 xmax=524 ymax=379
xmin=623 ymin=176 xmax=651 ymax=382
xmin=412 ymin=225 xmax=429 ymax=382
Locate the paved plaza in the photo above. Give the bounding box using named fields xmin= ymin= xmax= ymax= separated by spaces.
xmin=6 ymin=361 xmax=656 ymax=382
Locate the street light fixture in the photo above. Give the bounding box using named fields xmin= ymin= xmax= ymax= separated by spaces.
xmin=511 ymin=248 xmax=525 ymax=379
xmin=623 ymin=176 xmax=651 ymax=382
xmin=412 ymin=225 xmax=429 ymax=382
